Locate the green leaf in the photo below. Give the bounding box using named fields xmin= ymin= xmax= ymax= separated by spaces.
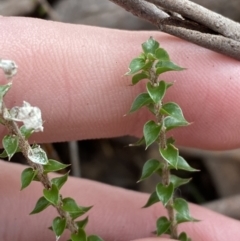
xmin=0 ymin=83 xmax=12 ymax=97
xmin=161 ymin=102 xmax=188 ymax=123
xmin=21 ymin=167 xmax=38 ymax=190
xmin=138 ymin=159 xmax=161 ymax=182
xmin=178 ymin=232 xmax=191 ymax=241
xmin=142 ymin=37 xmax=159 ymax=55
xmin=164 ymin=116 xmax=189 ymax=131
xmin=62 ymin=197 xmax=92 ymax=214
xmin=156 ymin=216 xmax=171 ymax=236
xmin=2 ymin=135 xmax=19 ymax=160
xmin=52 ymin=216 xmax=66 ymax=238
xmin=69 ymin=210 xmax=86 ymax=220
xmin=43 ymin=184 xmax=59 ymax=206
xmin=20 ymin=125 xmax=34 ymax=139
xmin=160 ymin=143 xmax=179 ymax=168
xmin=51 ymin=172 xmax=69 ymax=190
xmin=43 ymin=159 xmax=70 ymax=173
xmin=71 ymin=228 xmax=87 ymax=241
xmin=146 ymin=81 xmax=166 ymax=103
xmin=170 ymin=175 xmax=191 ymax=188
xmin=28 ymin=146 xmax=48 ymax=165
xmin=129 ymin=93 xmax=152 ymax=113
xmin=142 ymin=191 xmax=159 ymax=208
xmin=132 ymin=72 xmax=148 ymax=85
xmin=0 ymin=149 xmax=9 ymax=158
xmin=146 ymin=103 xmax=155 ymax=115
xmin=155 ymin=61 xmax=185 ymax=75
xmin=156 ymin=183 xmax=174 ymax=206
xmin=155 ymin=48 xmax=170 ymax=61
xmin=143 ymin=120 xmax=162 ymax=149
xmin=174 ymin=198 xmax=199 ymax=223
xmin=128 ymin=136 xmax=145 ymax=147
xmin=76 ymin=217 xmax=89 ymax=229
xmin=87 ymin=235 xmax=104 ymax=241
xmin=173 ymin=156 xmax=199 ymax=172
xmin=30 ymin=196 xmax=51 ymax=214
xmin=126 ymin=57 xmax=146 ymax=75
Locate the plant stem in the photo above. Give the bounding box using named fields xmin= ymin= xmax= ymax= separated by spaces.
xmin=0 ymin=105 xmax=79 ymax=234
xmin=152 ymin=75 xmax=178 ymax=238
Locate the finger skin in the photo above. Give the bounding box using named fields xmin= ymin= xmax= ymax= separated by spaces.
xmin=0 ymin=161 xmax=240 ymax=241
xmin=0 ymin=17 xmax=239 ymax=149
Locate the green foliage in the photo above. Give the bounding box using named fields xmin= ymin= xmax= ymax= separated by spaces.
xmin=138 ymin=159 xmax=162 ymax=182
xmin=156 ymin=216 xmax=171 ymax=236
xmin=87 ymin=235 xmax=104 ymax=241
xmin=30 ymin=196 xmax=51 ymax=214
xmin=142 ymin=191 xmax=159 ymax=208
xmin=0 ymin=58 xmax=104 ymax=241
xmin=2 ymin=134 xmax=19 ymax=160
xmin=43 ymin=184 xmax=59 ymax=206
xmin=129 ymin=93 xmax=152 ymax=113
xmin=21 ymin=167 xmax=38 ymax=190
xmin=71 ymin=228 xmax=87 ymax=241
xmin=43 ymin=159 xmax=70 ymax=173
xmin=51 ymin=172 xmax=69 ymax=190
xmin=143 ymin=120 xmax=162 ymax=149
xmin=127 ymin=37 xmax=196 ymax=240
xmin=156 ymin=182 xmax=174 ymax=206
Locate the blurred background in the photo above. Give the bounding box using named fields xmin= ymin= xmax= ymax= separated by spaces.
xmin=1 ymin=0 xmax=240 ymax=220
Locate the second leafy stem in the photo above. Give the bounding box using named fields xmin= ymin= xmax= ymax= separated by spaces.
xmin=127 ymin=37 xmax=198 ymax=241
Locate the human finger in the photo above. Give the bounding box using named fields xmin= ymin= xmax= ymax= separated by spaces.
xmin=0 ymin=17 xmax=239 ymax=149
xmin=1 ymin=161 xmax=240 ymax=241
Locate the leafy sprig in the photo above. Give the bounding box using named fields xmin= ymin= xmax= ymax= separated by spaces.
xmin=0 ymin=59 xmax=103 ymax=241
xmin=127 ymin=37 xmax=198 ymax=240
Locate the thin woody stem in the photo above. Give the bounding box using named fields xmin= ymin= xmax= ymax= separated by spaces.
xmin=0 ymin=105 xmax=78 ymax=234
xmin=108 ymin=0 xmax=240 ymax=61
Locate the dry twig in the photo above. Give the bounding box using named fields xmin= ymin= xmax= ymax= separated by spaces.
xmin=108 ymin=0 xmax=240 ymax=61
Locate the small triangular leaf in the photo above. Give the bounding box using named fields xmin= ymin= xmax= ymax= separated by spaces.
xmin=161 ymin=102 xmax=188 ymax=123
xmin=160 ymin=143 xmax=179 ymax=168
xmin=155 ymin=48 xmax=170 ymax=61
xmin=132 ymin=72 xmax=148 ymax=85
xmin=126 ymin=57 xmax=146 ymax=75
xmin=143 ymin=120 xmax=162 ymax=149
xmin=51 ymin=172 xmax=69 ymax=190
xmin=62 ymin=197 xmax=92 ymax=214
xmin=21 ymin=167 xmax=38 ymax=190
xmin=2 ymin=134 xmax=19 ymax=160
xmin=0 ymin=149 xmax=8 ymax=158
xmin=155 ymin=61 xmax=185 ymax=75
xmin=170 ymin=175 xmax=191 ymax=188
xmin=164 ymin=116 xmax=189 ymax=131
xmin=87 ymin=235 xmax=104 ymax=241
xmin=142 ymin=37 xmax=159 ymax=55
xmin=142 ymin=191 xmax=160 ymax=208
xmin=173 ymin=156 xmax=199 ymax=172
xmin=71 ymin=228 xmax=87 ymax=241
xmin=30 ymin=196 xmax=51 ymax=214
xmin=146 ymin=81 xmax=166 ymax=103
xmin=178 ymin=232 xmax=191 ymax=241
xmin=174 ymin=198 xmax=199 ymax=223
xmin=156 ymin=216 xmax=171 ymax=236
xmin=138 ymin=159 xmax=161 ymax=182
xmin=129 ymin=93 xmax=153 ymax=113
xmin=76 ymin=217 xmax=89 ymax=229
xmin=43 ymin=184 xmax=59 ymax=206
xmin=44 ymin=159 xmax=70 ymax=174
xmin=156 ymin=183 xmax=174 ymax=206
xmin=28 ymin=146 xmax=48 ymax=165
xmin=52 ymin=216 xmax=66 ymax=238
